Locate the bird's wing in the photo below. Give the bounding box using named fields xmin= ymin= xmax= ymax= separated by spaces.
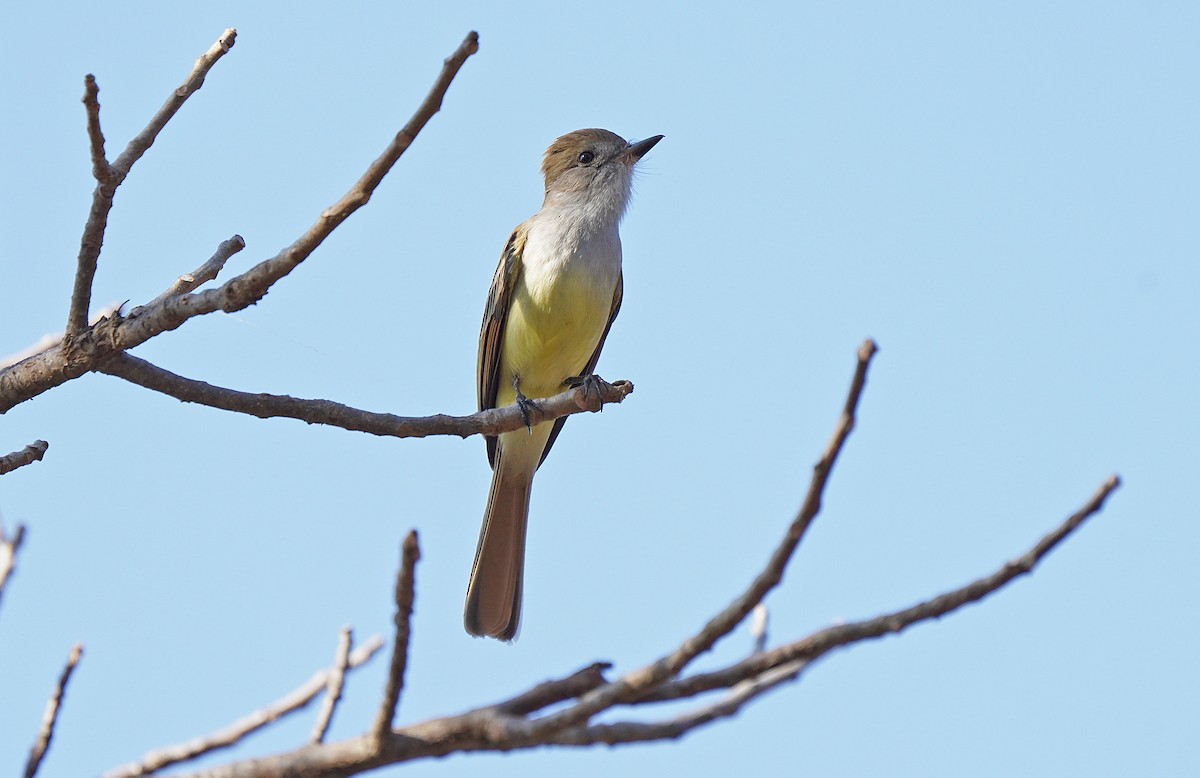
xmin=478 ymin=222 xmax=529 ymax=468
xmin=538 ymin=270 xmax=623 ymax=467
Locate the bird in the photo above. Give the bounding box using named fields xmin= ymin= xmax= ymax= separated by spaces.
xmin=465 ymin=128 xmax=663 ymax=640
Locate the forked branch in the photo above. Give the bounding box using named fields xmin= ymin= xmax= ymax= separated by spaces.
xmin=0 ymin=30 xmax=480 ymax=415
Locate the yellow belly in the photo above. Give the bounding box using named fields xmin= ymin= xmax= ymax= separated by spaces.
xmin=496 ymin=271 xmax=612 ymax=407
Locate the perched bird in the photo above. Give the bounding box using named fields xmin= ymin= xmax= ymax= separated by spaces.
xmin=465 ymin=128 xmax=663 ymax=640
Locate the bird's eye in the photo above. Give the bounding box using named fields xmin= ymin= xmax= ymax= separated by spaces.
xmin=577 ymin=150 xmax=595 ymax=165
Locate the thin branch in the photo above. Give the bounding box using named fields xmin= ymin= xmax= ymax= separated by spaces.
xmin=520 ymin=339 xmax=878 ymax=737
xmin=639 ymin=474 xmax=1123 ymax=704
xmin=67 ymin=29 xmax=237 ymax=336
xmin=0 ymin=440 xmax=49 ymax=475
xmin=25 ymin=643 xmax=83 ymax=778
xmin=1 ymin=31 xmax=479 ymax=415
xmin=0 ymin=521 xmax=27 ymax=613
xmin=133 ymin=235 xmax=246 ymax=314
xmin=111 ymin=30 xmax=238 ymax=178
xmin=310 ymin=627 xmax=354 ymax=745
xmin=103 ymin=636 xmax=385 ymax=778
xmin=547 ymin=658 xmax=810 ymax=747
xmin=489 ymin=662 xmax=612 ymax=717
xmin=372 ymin=531 xmax=421 ymax=745
xmin=100 ymin=352 xmax=633 ymax=439
xmin=83 ymin=74 xmax=109 ymax=179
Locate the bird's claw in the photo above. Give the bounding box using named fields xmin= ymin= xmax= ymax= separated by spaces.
xmin=513 ymin=375 xmax=539 ymax=433
xmin=564 ymin=373 xmax=606 ymax=411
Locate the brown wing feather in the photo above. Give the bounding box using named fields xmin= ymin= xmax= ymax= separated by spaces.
xmin=538 ymin=271 xmax=623 ymax=467
xmin=478 ymin=224 xmax=528 ymax=468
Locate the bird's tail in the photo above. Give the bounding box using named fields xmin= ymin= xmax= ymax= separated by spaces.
xmin=464 ymin=451 xmax=531 ymax=641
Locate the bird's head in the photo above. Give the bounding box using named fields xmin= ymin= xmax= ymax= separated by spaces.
xmin=540 ymin=129 xmax=663 ymax=222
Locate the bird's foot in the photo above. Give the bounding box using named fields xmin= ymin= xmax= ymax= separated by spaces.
xmin=513 ymin=374 xmax=540 ymax=432
xmin=564 ymin=373 xmax=606 ymax=412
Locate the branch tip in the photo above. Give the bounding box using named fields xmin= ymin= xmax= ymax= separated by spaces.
xmin=372 ymin=531 xmax=421 ymax=744
xmin=25 ymin=643 xmax=84 ymax=778
xmin=0 ymin=440 xmax=51 ymax=475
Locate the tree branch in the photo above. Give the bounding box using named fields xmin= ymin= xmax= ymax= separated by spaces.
xmin=639 ymin=474 xmax=1122 ymax=704
xmin=103 ymin=636 xmax=385 ymax=778
xmin=133 ymin=235 xmax=246 ymax=315
xmin=0 ymin=440 xmax=49 ymax=475
xmin=25 ymin=643 xmax=83 ymax=778
xmin=310 ymin=628 xmax=354 ymax=746
xmin=99 ymin=352 xmax=632 ymax=439
xmin=83 ymin=74 xmax=109 ymax=179
xmin=545 ymin=658 xmax=810 ymax=747
xmin=1 ymin=30 xmax=479 ymax=415
xmin=167 ymin=472 xmax=1117 ymax=778
xmin=519 ymin=339 xmax=878 ymax=736
xmin=371 ymin=531 xmax=421 ymax=745
xmin=66 ymin=29 xmax=237 ymax=337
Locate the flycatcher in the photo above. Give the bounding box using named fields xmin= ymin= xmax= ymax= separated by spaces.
xmin=465 ymin=128 xmax=663 ymax=640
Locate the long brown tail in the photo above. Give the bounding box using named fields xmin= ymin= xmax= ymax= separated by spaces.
xmin=464 ymin=452 xmax=531 ymax=640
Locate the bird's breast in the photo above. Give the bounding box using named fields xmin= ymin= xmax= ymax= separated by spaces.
xmin=499 ymin=221 xmax=621 ymax=402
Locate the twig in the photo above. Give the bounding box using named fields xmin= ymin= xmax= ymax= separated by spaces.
xmin=0 ymin=521 xmax=27 ymax=613
xmin=309 ymin=627 xmax=354 ymax=745
xmin=83 ymin=74 xmax=108 ymax=179
xmin=100 ymin=352 xmax=632 ymax=439
xmin=372 ymin=531 xmax=421 ymax=745
xmin=490 ymin=662 xmax=612 ymax=717
xmin=66 ymin=29 xmax=238 ymax=336
xmin=1 ymin=31 xmax=479 ymax=415
xmin=547 ymin=658 xmax=810 ymax=747
xmin=103 ymin=636 xmax=385 ymax=778
xmin=132 ymin=235 xmax=246 ymax=314
xmin=25 ymin=643 xmax=84 ymax=778
xmin=0 ymin=440 xmax=49 ymax=475
xmin=520 ymin=339 xmax=878 ymax=737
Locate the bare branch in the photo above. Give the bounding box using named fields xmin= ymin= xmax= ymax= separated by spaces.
xmin=547 ymin=659 xmax=810 ymax=747
xmin=169 ymin=475 xmax=1117 ymax=777
xmin=519 ymin=339 xmax=878 ymax=736
xmin=111 ymin=30 xmax=239 ymax=178
xmin=1 ymin=31 xmax=479 ymax=415
xmin=489 ymin=662 xmax=612 ymax=717
xmin=100 ymin=352 xmax=632 ymax=439
xmin=103 ymin=636 xmax=385 ymax=778
xmin=0 ymin=440 xmax=49 ymax=475
xmin=372 ymin=531 xmax=421 ymax=745
xmin=0 ymin=521 xmax=27 ymax=613
xmin=310 ymin=627 xmax=354 ymax=745
xmin=133 ymin=235 xmax=246 ymax=314
xmin=640 ymin=474 xmax=1123 ymax=704
xmin=83 ymin=74 xmax=109 ymax=179
xmin=67 ymin=29 xmax=238 ymax=336
xmin=25 ymin=643 xmax=83 ymax=778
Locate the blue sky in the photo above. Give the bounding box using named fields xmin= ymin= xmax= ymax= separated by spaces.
xmin=1 ymin=2 xmax=1197 ymax=776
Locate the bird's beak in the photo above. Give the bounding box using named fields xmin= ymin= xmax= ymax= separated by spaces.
xmin=621 ymin=134 xmax=664 ymax=162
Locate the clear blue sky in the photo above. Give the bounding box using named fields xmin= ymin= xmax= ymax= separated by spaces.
xmin=2 ymin=2 xmax=1197 ymax=776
